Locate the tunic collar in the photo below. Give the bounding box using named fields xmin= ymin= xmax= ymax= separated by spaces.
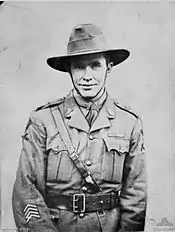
xmin=64 ymin=89 xmax=116 ymax=133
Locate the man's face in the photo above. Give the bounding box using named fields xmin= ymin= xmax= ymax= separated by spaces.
xmin=70 ymin=53 xmax=112 ymax=99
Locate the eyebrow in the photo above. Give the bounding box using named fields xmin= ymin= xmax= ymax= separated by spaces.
xmin=72 ymin=62 xmax=84 ymax=67
xmin=71 ymin=59 xmax=102 ymax=67
xmin=90 ymin=61 xmax=101 ymax=66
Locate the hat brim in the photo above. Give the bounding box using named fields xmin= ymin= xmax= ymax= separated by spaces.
xmin=47 ymin=49 xmax=130 ymax=72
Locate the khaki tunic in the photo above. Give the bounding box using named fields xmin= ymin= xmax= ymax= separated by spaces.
xmin=12 ymin=91 xmax=147 ymax=232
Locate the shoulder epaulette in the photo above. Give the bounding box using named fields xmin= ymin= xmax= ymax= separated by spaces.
xmin=114 ymin=99 xmax=139 ymax=119
xmin=35 ymin=97 xmax=66 ymax=111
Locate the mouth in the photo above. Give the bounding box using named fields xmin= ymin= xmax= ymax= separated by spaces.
xmin=79 ymin=84 xmax=97 ymax=90
xmin=79 ymin=84 xmax=97 ymax=87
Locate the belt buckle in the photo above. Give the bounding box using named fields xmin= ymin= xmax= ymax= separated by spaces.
xmin=73 ymin=193 xmax=85 ymax=213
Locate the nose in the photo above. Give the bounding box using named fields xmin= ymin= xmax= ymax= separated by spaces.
xmin=82 ymin=66 xmax=93 ymax=81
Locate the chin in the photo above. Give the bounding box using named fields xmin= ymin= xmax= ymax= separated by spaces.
xmin=79 ymin=90 xmax=96 ymax=99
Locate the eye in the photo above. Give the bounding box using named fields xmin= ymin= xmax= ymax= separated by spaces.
xmin=90 ymin=61 xmax=101 ymax=69
xmin=72 ymin=63 xmax=85 ymax=70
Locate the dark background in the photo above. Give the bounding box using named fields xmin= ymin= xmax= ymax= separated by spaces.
xmin=0 ymin=2 xmax=175 ymax=230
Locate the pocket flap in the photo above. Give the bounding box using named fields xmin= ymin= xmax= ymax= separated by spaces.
xmin=103 ymin=136 xmax=129 ymax=154
xmin=47 ymin=135 xmax=66 ymax=154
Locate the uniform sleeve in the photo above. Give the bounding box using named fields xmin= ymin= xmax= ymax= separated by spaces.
xmin=118 ymin=117 xmax=147 ymax=231
xmin=12 ymin=111 xmax=58 ymax=232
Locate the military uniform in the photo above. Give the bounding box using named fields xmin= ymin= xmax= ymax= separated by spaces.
xmin=12 ymin=90 xmax=147 ymax=232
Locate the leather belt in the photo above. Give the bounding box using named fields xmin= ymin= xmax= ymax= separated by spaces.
xmin=47 ymin=192 xmax=119 ymax=213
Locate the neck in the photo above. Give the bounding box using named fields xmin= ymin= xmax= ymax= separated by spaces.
xmin=73 ymin=87 xmax=107 ymax=110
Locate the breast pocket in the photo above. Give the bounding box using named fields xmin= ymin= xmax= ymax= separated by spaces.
xmin=101 ymin=136 xmax=129 ymax=183
xmin=46 ymin=136 xmax=73 ymax=183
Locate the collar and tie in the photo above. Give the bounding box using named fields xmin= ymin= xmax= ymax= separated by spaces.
xmin=85 ymin=103 xmax=99 ymax=126
xmin=73 ymin=89 xmax=107 ymax=127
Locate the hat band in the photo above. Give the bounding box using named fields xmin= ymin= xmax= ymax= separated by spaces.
xmin=67 ymin=35 xmax=109 ymax=55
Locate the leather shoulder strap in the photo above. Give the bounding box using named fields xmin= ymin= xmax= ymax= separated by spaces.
xmin=49 ymin=105 xmax=102 ymax=193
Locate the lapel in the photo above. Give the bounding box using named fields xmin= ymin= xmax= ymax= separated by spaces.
xmin=90 ymin=94 xmax=116 ymax=133
xmin=64 ymin=91 xmax=89 ymax=133
xmin=68 ymin=106 xmax=89 ymax=133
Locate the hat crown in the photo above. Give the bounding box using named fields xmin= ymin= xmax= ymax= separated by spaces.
xmin=67 ymin=23 xmax=109 ymax=55
xmin=69 ymin=24 xmax=102 ymax=42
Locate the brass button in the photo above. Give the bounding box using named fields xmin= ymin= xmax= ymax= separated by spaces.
xmin=53 ymin=146 xmax=59 ymax=154
xmin=82 ymin=186 xmax=88 ymax=192
xmin=79 ymin=213 xmax=85 ymax=218
xmin=108 ymin=109 xmax=113 ymax=116
xmin=89 ymin=135 xmax=93 ymax=140
xmin=86 ymin=160 xmax=92 ymax=166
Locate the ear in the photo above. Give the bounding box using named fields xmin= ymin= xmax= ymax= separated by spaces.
xmin=106 ymin=62 xmax=113 ymax=75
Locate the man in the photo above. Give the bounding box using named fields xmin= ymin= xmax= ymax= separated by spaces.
xmin=12 ymin=23 xmax=147 ymax=232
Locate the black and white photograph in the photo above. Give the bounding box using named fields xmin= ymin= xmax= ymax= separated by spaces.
xmin=0 ymin=1 xmax=175 ymax=231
